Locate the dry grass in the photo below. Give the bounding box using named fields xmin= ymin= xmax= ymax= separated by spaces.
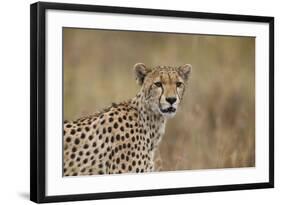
xmin=63 ymin=28 xmax=255 ymax=171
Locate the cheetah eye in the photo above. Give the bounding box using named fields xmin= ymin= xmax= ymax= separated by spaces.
xmin=176 ymin=82 xmax=183 ymax=87
xmin=154 ymin=82 xmax=162 ymax=87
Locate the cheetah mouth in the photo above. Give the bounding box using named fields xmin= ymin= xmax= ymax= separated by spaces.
xmin=160 ymin=107 xmax=176 ymax=113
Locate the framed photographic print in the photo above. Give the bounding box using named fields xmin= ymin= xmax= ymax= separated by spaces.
xmin=30 ymin=1 xmax=274 ymax=203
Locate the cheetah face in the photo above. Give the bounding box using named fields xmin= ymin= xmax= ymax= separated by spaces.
xmin=134 ymin=63 xmax=192 ymax=118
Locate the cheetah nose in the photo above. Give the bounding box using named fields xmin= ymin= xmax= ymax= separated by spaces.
xmin=166 ymin=97 xmax=177 ymax=105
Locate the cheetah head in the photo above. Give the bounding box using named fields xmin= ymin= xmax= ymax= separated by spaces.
xmin=134 ymin=63 xmax=192 ymax=118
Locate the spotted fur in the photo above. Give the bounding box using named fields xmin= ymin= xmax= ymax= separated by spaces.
xmin=63 ymin=63 xmax=192 ymax=176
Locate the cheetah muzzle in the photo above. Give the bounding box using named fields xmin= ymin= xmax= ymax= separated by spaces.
xmin=63 ymin=63 xmax=192 ymax=176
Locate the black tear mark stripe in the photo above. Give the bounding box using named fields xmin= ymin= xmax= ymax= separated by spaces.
xmin=147 ymin=83 xmax=154 ymax=100
xmin=175 ymin=75 xmax=181 ymax=101
xmin=158 ymin=74 xmax=164 ymax=106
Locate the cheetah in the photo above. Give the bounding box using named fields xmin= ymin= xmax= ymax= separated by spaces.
xmin=64 ymin=63 xmax=192 ymax=176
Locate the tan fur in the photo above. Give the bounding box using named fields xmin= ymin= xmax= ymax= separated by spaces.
xmin=63 ymin=63 xmax=191 ymax=176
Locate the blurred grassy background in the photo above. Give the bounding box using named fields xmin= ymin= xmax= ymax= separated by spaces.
xmin=63 ymin=28 xmax=255 ymax=171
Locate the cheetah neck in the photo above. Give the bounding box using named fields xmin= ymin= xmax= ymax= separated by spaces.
xmin=130 ymin=91 xmax=167 ymax=150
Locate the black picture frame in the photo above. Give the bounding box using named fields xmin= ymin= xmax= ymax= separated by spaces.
xmin=30 ymin=1 xmax=274 ymax=203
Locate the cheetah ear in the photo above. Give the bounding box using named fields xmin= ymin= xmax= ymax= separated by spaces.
xmin=133 ymin=63 xmax=151 ymax=85
xmin=178 ymin=64 xmax=192 ymax=81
